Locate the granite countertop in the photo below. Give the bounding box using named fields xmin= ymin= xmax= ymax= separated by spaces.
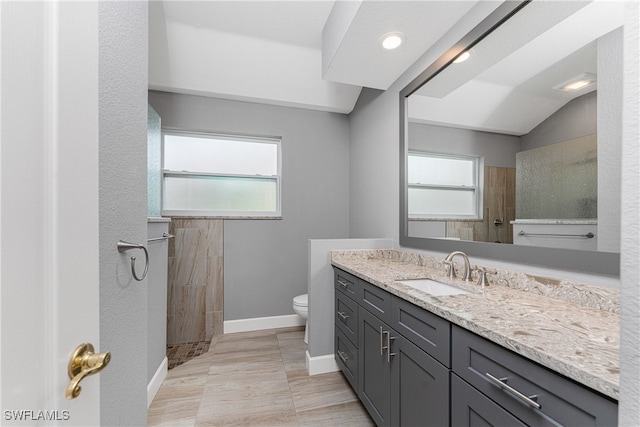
xmin=331 ymin=250 xmax=620 ymax=400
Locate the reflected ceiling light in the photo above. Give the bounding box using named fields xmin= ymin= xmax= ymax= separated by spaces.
xmin=453 ymin=50 xmax=471 ymax=63
xmin=380 ymin=32 xmax=403 ymax=50
xmin=554 ymin=72 xmax=597 ymax=92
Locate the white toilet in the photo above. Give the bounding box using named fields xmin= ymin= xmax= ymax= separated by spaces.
xmin=293 ymin=293 xmax=308 ymax=344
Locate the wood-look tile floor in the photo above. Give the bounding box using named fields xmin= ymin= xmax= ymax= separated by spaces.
xmin=148 ymin=327 xmax=374 ymax=426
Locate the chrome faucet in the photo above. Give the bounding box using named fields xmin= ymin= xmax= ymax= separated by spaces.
xmin=443 ymin=251 xmax=472 ymax=281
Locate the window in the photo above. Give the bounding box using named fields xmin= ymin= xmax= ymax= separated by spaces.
xmin=162 ymin=131 xmax=281 ymax=217
xmin=408 ymin=152 xmax=482 ymax=219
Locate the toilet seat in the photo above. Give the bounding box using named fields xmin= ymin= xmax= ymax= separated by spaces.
xmin=293 ymin=294 xmax=308 ymax=307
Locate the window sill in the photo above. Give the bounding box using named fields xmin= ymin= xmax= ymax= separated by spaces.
xmin=165 ymin=215 xmax=283 ymax=220
xmin=409 ymin=217 xmax=484 ymax=222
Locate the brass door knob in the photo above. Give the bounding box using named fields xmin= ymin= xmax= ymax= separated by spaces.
xmin=66 ymin=343 xmax=111 ymax=399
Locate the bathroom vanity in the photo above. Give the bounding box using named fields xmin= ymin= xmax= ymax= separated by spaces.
xmin=332 ymin=250 xmax=618 ymax=427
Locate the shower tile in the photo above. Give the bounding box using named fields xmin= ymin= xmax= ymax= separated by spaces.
xmin=206 ymin=257 xmax=223 ymax=312
xmin=205 ymin=311 xmax=223 ymax=339
xmin=172 ymin=255 xmax=207 ymax=287
xmin=205 ymin=220 xmax=224 ymax=257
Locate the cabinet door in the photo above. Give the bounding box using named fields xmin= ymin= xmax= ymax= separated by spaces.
xmin=391 ymin=334 xmax=450 ymax=427
xmin=451 ymin=374 xmax=527 ymax=427
xmin=359 ymin=308 xmax=392 ymax=427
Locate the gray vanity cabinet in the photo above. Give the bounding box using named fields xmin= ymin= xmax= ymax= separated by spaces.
xmin=335 ymin=268 xmax=450 ymax=427
xmin=334 ymin=268 xmax=618 ymax=427
xmin=334 ymin=269 xmax=361 ymax=392
xmin=358 ymin=292 xmax=450 ymax=427
xmin=451 ymin=325 xmax=618 ymax=427
xmin=359 ymin=307 xmax=393 ymax=426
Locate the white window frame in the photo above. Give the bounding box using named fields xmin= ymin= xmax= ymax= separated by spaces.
xmin=408 ymin=151 xmax=483 ymax=220
xmin=161 ymin=130 xmax=282 ymax=218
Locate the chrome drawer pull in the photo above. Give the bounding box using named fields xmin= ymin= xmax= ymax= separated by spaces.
xmin=337 ymin=311 xmax=350 ymax=320
xmin=485 ymin=373 xmax=541 ymax=410
xmin=337 ymin=279 xmax=351 ymax=288
xmin=384 ymin=331 xmax=396 ymax=363
xmin=380 ymin=326 xmax=386 ymax=355
xmin=337 ymin=351 xmax=350 ymax=363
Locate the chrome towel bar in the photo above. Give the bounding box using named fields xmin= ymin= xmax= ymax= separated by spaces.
xmin=147 ymin=232 xmax=175 ymax=243
xmin=117 ymin=240 xmax=149 ymax=281
xmin=517 ymin=231 xmax=595 ymax=239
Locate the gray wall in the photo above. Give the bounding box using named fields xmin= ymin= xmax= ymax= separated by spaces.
xmin=308 ymin=238 xmax=394 ymax=358
xmin=519 ymin=91 xmax=597 ymax=151
xmin=99 ymin=2 xmax=148 ymax=425
xmin=148 ymin=91 xmax=351 ymax=321
xmin=349 ymin=2 xmax=639 ymax=424
xmin=409 ymin=123 xmax=520 ymax=168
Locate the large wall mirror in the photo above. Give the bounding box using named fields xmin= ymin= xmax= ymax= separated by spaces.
xmin=400 ymin=1 xmax=623 ymax=275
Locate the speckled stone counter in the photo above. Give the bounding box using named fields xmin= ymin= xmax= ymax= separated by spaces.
xmin=331 ymin=249 xmax=620 ymax=400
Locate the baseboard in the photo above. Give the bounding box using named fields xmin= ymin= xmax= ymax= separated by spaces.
xmin=223 ymin=314 xmax=305 ymax=334
xmin=306 ymin=351 xmax=339 ymax=376
xmin=147 ymin=356 xmax=168 ymax=408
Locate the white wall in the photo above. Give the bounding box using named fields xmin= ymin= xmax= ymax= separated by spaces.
xmin=349 ymin=2 xmax=639 ymax=423
xmin=619 ymin=2 xmax=640 ymax=424
xmin=99 ymin=2 xmax=149 ymax=425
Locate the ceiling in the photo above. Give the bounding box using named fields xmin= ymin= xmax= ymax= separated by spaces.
xmin=409 ymin=0 xmax=626 ymax=135
xmin=148 ymin=0 xmax=479 ymax=114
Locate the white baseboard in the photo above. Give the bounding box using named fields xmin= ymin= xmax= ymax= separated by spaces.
xmin=147 ymin=356 xmax=168 ymax=408
xmin=223 ymin=314 xmax=305 ymax=334
xmin=306 ymin=351 xmax=339 ymax=376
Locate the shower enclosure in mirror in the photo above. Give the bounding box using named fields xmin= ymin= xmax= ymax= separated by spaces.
xmin=400 ymin=0 xmax=622 ymax=275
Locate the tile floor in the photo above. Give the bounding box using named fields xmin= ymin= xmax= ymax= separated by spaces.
xmin=148 ymin=327 xmax=374 ymax=426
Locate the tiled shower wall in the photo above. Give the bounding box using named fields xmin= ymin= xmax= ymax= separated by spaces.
xmin=446 ymin=166 xmax=516 ymax=244
xmin=167 ymin=219 xmax=224 ymax=345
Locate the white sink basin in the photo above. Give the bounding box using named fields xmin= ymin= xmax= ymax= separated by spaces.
xmin=397 ymin=279 xmax=469 ymax=296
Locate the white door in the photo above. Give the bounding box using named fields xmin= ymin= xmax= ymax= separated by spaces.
xmin=1 ymin=2 xmax=101 ymax=425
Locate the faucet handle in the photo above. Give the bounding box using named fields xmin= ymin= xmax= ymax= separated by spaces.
xmin=472 ymin=265 xmax=497 ymax=288
xmin=443 ymin=260 xmax=456 ymax=279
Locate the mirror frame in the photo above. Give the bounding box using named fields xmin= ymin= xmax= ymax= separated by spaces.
xmin=399 ymin=0 xmax=620 ymax=276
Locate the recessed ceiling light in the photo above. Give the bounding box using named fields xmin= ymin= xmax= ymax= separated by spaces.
xmin=453 ymin=51 xmax=471 ymax=63
xmin=553 ymin=72 xmax=597 ymax=92
xmin=380 ymin=33 xmax=403 ymax=50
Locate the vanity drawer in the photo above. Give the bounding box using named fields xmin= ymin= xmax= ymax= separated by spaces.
xmin=391 ymin=296 xmax=451 ymax=367
xmin=452 ymin=325 xmax=618 ymax=427
xmin=335 ymin=290 xmax=358 ymax=345
xmin=335 ymin=327 xmax=358 ymax=391
xmin=451 ymin=373 xmax=527 ymax=427
xmin=334 ymin=268 xmax=361 ymax=300
xmin=360 ymin=280 xmax=391 ymax=323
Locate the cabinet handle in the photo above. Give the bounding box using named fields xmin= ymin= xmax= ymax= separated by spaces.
xmin=380 ymin=326 xmax=385 ymax=355
xmin=337 ymin=311 xmax=350 ymax=320
xmin=485 ymin=373 xmax=541 ymax=410
xmin=384 ymin=331 xmax=396 ymax=363
xmin=337 ymin=279 xmax=351 ymax=288
xmin=337 ymin=350 xmax=350 ymax=363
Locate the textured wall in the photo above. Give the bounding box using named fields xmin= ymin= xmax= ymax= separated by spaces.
xmin=99 ymin=2 xmax=148 ymax=425
xmin=619 ymin=2 xmax=640 ymax=424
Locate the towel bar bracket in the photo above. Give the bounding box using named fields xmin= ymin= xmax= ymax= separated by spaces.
xmin=117 ymin=240 xmax=149 ymax=281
